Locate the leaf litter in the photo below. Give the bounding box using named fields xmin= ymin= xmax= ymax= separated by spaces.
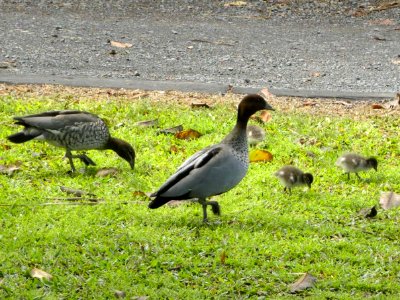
xmin=289 ymin=272 xmax=316 ymax=293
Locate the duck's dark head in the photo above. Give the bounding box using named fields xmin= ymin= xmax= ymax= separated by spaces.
xmin=108 ymin=138 xmax=136 ymax=169
xmin=367 ymin=157 xmax=378 ymax=171
xmin=237 ymin=94 xmax=274 ymax=124
xmin=303 ymin=173 xmax=314 ymax=188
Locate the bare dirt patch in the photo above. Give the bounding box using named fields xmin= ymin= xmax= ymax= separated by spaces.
xmin=1 ymin=83 xmax=399 ymax=119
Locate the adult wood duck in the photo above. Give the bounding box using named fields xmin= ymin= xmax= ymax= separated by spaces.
xmin=7 ymin=110 xmax=135 ymax=172
xmin=149 ymin=94 xmax=274 ymax=222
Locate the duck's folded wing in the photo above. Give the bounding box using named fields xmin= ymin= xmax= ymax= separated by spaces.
xmin=14 ymin=110 xmax=99 ymax=130
xmin=151 ymin=145 xmax=223 ymax=199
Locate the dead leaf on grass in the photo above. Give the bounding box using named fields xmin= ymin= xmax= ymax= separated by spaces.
xmin=96 ymin=167 xmax=119 ymax=177
xmin=135 ymin=119 xmax=158 ymax=127
xmin=289 ymin=273 xmax=316 ymax=293
xmin=132 ymin=190 xmax=150 ymax=199
xmin=30 ymin=268 xmax=52 ymax=281
xmin=0 ymin=164 xmax=20 ymax=175
xmin=175 ymin=129 xmax=202 ymax=140
xmin=110 ymin=40 xmax=133 ymax=48
xmin=379 ymin=191 xmax=400 ymax=210
xmin=158 ymin=125 xmax=183 ymax=135
xmin=252 ymin=110 xmax=272 ymax=123
xmin=114 ymin=290 xmax=126 ymax=298
xmin=249 ymin=149 xmax=273 ymax=163
xmin=220 ymin=250 xmax=227 ymax=264
xmin=371 ymin=103 xmax=385 ymax=109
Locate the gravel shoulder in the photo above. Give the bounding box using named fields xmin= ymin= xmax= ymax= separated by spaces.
xmin=0 ymin=1 xmax=399 ymax=95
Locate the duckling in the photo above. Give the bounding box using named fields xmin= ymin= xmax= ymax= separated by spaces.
xmin=274 ymin=165 xmax=313 ymax=194
xmin=336 ymin=153 xmax=377 ymax=180
xmin=7 ymin=110 xmax=135 ymax=172
xmin=149 ymin=94 xmax=274 ymax=222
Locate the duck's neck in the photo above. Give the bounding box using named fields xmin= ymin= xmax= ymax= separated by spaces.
xmin=222 ymin=120 xmax=248 ymax=150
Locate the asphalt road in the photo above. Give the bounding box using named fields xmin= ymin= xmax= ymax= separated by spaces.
xmin=0 ymin=1 xmax=399 ymax=98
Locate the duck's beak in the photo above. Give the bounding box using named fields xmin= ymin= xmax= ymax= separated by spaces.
xmin=264 ymin=102 xmax=275 ymax=111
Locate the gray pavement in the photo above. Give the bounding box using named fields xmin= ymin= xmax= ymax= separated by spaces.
xmin=0 ymin=1 xmax=399 ymax=98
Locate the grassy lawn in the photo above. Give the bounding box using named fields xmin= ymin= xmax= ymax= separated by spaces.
xmin=1 ymin=85 xmax=400 ymax=299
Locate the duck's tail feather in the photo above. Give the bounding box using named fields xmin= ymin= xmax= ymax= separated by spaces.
xmin=7 ymin=131 xmax=39 ymax=143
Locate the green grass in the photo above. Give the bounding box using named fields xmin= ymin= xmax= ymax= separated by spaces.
xmin=1 ymin=90 xmax=400 ymax=299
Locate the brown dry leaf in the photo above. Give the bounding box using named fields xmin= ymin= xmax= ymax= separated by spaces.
xmin=255 ymin=110 xmax=272 ymax=123
xmin=31 ymin=268 xmax=52 ymax=281
xmin=191 ymin=102 xmax=210 ymax=108
xmin=369 ymin=18 xmax=395 ymax=26
xmin=0 ymin=164 xmax=20 ymax=175
xmin=379 ymin=191 xmax=400 ymax=210
xmin=1 ymin=144 xmax=11 ymax=150
xmin=220 ymin=250 xmax=227 ymax=264
xmin=169 ymin=145 xmax=183 ymax=154
xmin=249 ymin=149 xmax=273 ymax=163
xmin=96 ymin=167 xmax=119 ymax=177
xmin=289 ymin=273 xmax=316 ymax=293
xmin=158 ymin=125 xmax=183 ymax=135
xmin=371 ymin=103 xmax=385 ymax=109
xmin=110 ymin=41 xmax=133 ymax=48
xmin=224 ymin=1 xmax=247 ymax=7
xmin=114 ymin=290 xmax=126 ymax=298
xmin=260 ymin=88 xmax=274 ymax=99
xmin=132 ymin=190 xmax=150 ymax=199
xmin=175 ymin=129 xmax=202 ymax=140
xmin=135 ymin=119 xmax=158 ymax=127
xmin=301 ymin=101 xmax=317 ymax=107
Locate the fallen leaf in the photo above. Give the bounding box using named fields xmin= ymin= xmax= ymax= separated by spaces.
xmin=220 ymin=250 xmax=227 ymax=264
xmin=132 ymin=190 xmax=150 ymax=199
xmin=380 ymin=191 xmax=400 ymax=210
xmin=373 ymin=35 xmax=387 ymax=41
xmin=289 ymin=273 xmax=316 ymax=293
xmin=191 ymin=102 xmax=210 ymax=108
xmin=96 ymin=167 xmax=119 ymax=177
xmin=358 ymin=205 xmax=378 ymax=218
xmin=224 ymin=1 xmax=247 ymax=7
xmin=311 ymin=72 xmax=321 ymax=77
xmin=175 ymin=129 xmax=202 ymax=140
xmin=110 ymin=41 xmax=133 ymax=48
xmin=371 ymin=103 xmax=385 ymax=109
xmin=254 ymin=110 xmax=272 ymax=123
xmin=369 ymin=18 xmax=395 ymax=26
xmin=157 ymin=125 xmax=184 ymax=135
xmin=30 ymin=268 xmax=52 ymax=281
xmin=260 ymin=88 xmax=274 ymax=99
xmin=169 ymin=145 xmax=184 ymax=154
xmin=249 ymin=149 xmax=273 ymax=163
xmin=0 ymin=164 xmax=20 ymax=175
xmin=392 ymin=59 xmax=400 ymax=65
xmin=247 ymin=125 xmax=266 ymax=145
xmin=114 ymin=290 xmax=126 ymax=298
xmin=135 ymin=119 xmax=158 ymax=127
xmin=1 ymin=144 xmax=11 ymax=150
xmin=301 ymin=101 xmax=317 ymax=107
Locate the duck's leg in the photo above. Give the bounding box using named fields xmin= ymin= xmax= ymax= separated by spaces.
xmin=64 ymin=150 xmax=76 ymax=172
xmin=73 ymin=154 xmax=96 ymax=166
xmin=347 ymin=173 xmax=350 ymax=180
xmin=207 ymin=200 xmax=220 ymax=216
xmin=198 ymin=198 xmax=209 ymax=223
xmin=356 ymin=173 xmax=362 ymax=180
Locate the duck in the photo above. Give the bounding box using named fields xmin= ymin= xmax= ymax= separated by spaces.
xmin=148 ymin=94 xmax=274 ymax=222
xmin=336 ymin=153 xmax=377 ymax=179
xmin=7 ymin=110 xmax=135 ymax=172
xmin=274 ymin=165 xmax=313 ymax=194
xmin=247 ymin=125 xmax=266 ymax=146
